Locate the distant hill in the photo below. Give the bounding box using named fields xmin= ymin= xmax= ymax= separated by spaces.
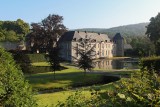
xmin=76 ymin=23 xmax=149 ymax=37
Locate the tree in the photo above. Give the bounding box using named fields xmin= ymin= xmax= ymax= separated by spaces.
xmin=146 ymin=13 xmax=160 ymax=55
xmin=130 ymin=36 xmax=155 ymax=57
xmin=28 ymin=14 xmax=67 ymax=53
xmin=0 ymin=19 xmax=30 ymax=42
xmin=74 ymin=36 xmax=96 ymax=75
xmin=0 ymin=48 xmax=37 ymax=107
xmin=46 ymin=46 xmax=62 ymax=79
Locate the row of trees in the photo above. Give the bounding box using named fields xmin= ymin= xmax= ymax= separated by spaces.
xmin=125 ymin=36 xmax=155 ymax=57
xmin=0 ymin=19 xmax=30 ymax=42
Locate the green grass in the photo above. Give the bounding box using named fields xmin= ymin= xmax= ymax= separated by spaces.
xmin=32 ymin=62 xmax=50 ymax=66
xmin=35 ymin=82 xmax=116 ymax=107
xmin=27 ymin=62 xmax=136 ymax=106
xmin=26 ymin=65 xmax=104 ymax=91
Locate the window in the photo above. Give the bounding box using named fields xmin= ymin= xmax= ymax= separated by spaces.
xmin=102 ymin=50 xmax=104 ymax=56
xmin=102 ymin=44 xmax=104 ymax=48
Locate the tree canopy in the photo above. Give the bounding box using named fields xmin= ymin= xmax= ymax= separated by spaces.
xmin=0 ymin=19 xmax=30 ymax=42
xmin=0 ymin=48 xmax=36 ymax=107
xmin=146 ymin=13 xmax=160 ymax=55
xmin=74 ymin=36 xmax=96 ymax=75
xmin=27 ymin=14 xmax=67 ymax=52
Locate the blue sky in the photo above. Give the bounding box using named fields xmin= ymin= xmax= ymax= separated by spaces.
xmin=1 ymin=0 xmax=160 ymax=29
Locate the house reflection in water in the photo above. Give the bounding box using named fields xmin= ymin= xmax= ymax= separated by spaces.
xmin=95 ymin=59 xmax=138 ymax=70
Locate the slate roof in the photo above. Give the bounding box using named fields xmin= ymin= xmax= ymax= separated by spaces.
xmin=58 ymin=31 xmax=111 ymax=42
xmin=113 ymin=33 xmax=124 ymax=40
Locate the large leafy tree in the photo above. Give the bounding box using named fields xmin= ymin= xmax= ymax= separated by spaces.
xmin=74 ymin=36 xmax=96 ymax=75
xmin=146 ymin=13 xmax=160 ymax=55
xmin=28 ymin=14 xmax=67 ymax=52
xmin=0 ymin=48 xmax=36 ymax=107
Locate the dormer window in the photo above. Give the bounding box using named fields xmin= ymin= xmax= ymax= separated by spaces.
xmin=73 ymin=38 xmax=76 ymax=41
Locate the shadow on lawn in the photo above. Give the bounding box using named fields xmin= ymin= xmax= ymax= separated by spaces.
xmin=26 ymin=71 xmax=120 ymax=94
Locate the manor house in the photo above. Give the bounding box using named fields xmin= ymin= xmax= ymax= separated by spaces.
xmin=58 ymin=31 xmax=124 ymax=61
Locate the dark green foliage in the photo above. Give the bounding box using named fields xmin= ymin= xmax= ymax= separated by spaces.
xmin=29 ymin=66 xmax=67 ymax=74
xmin=140 ymin=56 xmax=160 ymax=73
xmin=74 ymin=36 xmax=96 ymax=75
xmin=0 ymin=48 xmax=37 ymax=107
xmin=46 ymin=47 xmax=62 ymax=79
xmin=102 ymin=75 xmax=120 ymax=83
xmin=103 ymin=70 xmax=160 ymax=107
xmin=27 ymin=53 xmax=47 ymax=62
xmin=0 ymin=19 xmax=30 ymax=42
xmin=129 ymin=36 xmax=155 ymax=57
xmin=13 ymin=52 xmax=31 ymax=73
xmin=146 ymin=13 xmax=160 ymax=55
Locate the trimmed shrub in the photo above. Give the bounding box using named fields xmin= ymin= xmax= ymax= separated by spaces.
xmin=29 ymin=66 xmax=52 ymax=74
xmin=140 ymin=56 xmax=160 ymax=73
xmin=27 ymin=53 xmax=48 ymax=63
xmin=26 ymin=66 xmax=67 ymax=74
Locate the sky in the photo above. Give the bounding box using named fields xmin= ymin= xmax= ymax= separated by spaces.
xmin=1 ymin=0 xmax=160 ymax=29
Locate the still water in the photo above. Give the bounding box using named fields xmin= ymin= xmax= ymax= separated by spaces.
xmin=94 ymin=58 xmax=139 ymax=70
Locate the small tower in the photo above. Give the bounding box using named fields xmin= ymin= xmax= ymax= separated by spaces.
xmin=113 ymin=33 xmax=124 ymax=57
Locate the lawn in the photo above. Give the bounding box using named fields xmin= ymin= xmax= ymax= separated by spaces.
xmin=35 ymin=82 xmax=116 ymax=107
xmin=26 ymin=62 xmax=136 ymax=106
xmin=26 ymin=63 xmax=104 ymax=91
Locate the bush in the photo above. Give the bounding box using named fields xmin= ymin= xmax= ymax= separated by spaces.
xmin=27 ymin=53 xmax=48 ymax=63
xmin=0 ymin=48 xmax=37 ymax=107
xmin=57 ymin=70 xmax=160 ymax=107
xmin=140 ymin=56 xmax=160 ymax=73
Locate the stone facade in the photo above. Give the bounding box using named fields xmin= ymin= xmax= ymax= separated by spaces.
xmin=58 ymin=31 xmax=124 ymax=61
xmin=0 ymin=41 xmax=26 ymax=50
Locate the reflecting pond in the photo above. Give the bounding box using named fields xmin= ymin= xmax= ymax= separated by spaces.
xmin=94 ymin=58 xmax=139 ymax=70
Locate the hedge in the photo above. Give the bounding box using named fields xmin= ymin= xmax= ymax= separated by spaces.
xmin=28 ymin=66 xmax=52 ymax=74
xmin=140 ymin=56 xmax=160 ymax=72
xmin=27 ymin=53 xmax=48 ymax=63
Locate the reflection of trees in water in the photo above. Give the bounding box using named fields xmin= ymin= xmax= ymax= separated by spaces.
xmin=95 ymin=59 xmax=138 ymax=69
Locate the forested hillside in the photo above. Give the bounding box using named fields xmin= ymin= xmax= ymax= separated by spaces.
xmin=76 ymin=23 xmax=155 ymax=57
xmin=0 ymin=19 xmax=30 ymax=42
xmin=76 ymin=23 xmax=148 ymax=37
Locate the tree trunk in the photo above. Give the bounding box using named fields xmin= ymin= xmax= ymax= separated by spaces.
xmin=54 ymin=70 xmax=55 ymax=79
xmin=84 ymin=69 xmax=86 ymax=76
